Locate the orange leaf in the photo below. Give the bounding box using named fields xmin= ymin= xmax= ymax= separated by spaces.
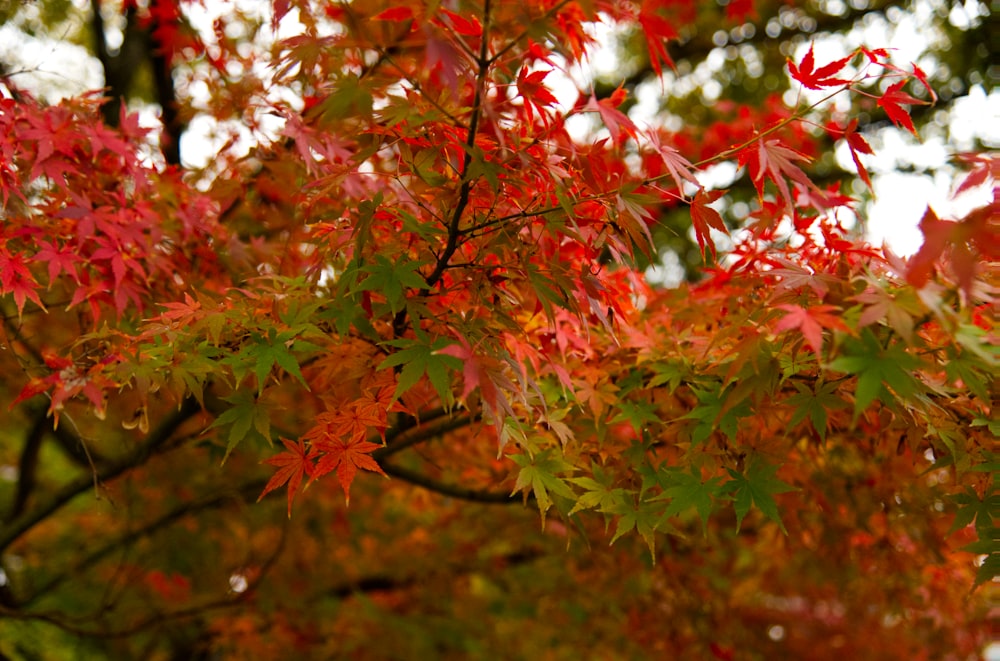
xmin=258 ymin=438 xmax=317 ymax=517
xmin=312 ymin=436 xmax=387 ymax=504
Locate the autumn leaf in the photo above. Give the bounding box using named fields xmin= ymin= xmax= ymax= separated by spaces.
xmin=877 ymin=81 xmax=926 ymax=136
xmin=788 ymin=44 xmax=853 ymax=90
xmin=0 ymin=249 xmax=46 ymax=318
xmin=312 ymin=435 xmax=387 ymax=504
xmin=647 ymin=129 xmax=700 ymax=195
xmin=739 ymin=138 xmax=820 ymax=214
xmin=773 ymin=303 xmax=850 ymax=355
xmin=582 ymin=93 xmax=638 ymax=143
xmin=637 ymin=8 xmax=677 ymax=76
xmin=517 ymin=67 xmax=559 ymax=125
xmin=838 ymin=118 xmax=874 ymax=190
xmin=258 ymin=437 xmax=318 ymax=517
xmin=372 ymin=6 xmax=414 ymax=22
xmin=690 ymin=188 xmax=727 ymax=257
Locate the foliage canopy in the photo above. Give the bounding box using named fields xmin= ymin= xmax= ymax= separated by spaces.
xmin=0 ymin=0 xmax=995 ymax=659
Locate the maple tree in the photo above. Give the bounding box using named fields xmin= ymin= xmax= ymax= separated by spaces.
xmin=0 ymin=1 xmax=995 ymax=659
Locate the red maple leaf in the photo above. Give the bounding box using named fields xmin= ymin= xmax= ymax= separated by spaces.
xmin=258 ymin=437 xmax=317 ymax=517
xmin=0 ymin=249 xmax=46 ymax=318
xmin=437 ymin=8 xmax=482 ymax=37
xmin=690 ymin=188 xmax=728 ymax=258
xmin=840 ymin=119 xmax=874 ymax=189
xmin=905 ymin=205 xmax=995 ymax=297
xmin=312 ymin=436 xmax=386 ymax=504
xmin=637 ymin=4 xmax=677 ymax=76
xmin=739 ymin=138 xmax=821 ymax=214
xmin=788 ymin=44 xmax=853 ymax=90
xmin=517 ymin=68 xmax=560 ymax=126
xmin=648 ymin=129 xmax=700 ymax=195
xmin=774 ymin=304 xmax=850 ymax=355
xmin=582 ymin=93 xmax=638 ymax=143
xmin=877 ymin=81 xmax=926 ymax=136
xmin=372 ymin=6 xmax=414 ymax=22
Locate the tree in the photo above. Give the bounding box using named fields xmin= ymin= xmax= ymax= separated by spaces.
xmin=0 ymin=1 xmax=994 ymax=658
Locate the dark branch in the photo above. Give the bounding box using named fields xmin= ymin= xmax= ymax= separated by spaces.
xmin=0 ymin=398 xmax=201 ymax=553
xmin=0 ymin=518 xmax=287 ymax=639
xmin=6 ymin=411 xmax=46 ymax=522
xmin=18 ymin=479 xmax=267 ymax=609
xmin=321 ymin=547 xmax=542 ymax=600
xmin=374 ymin=412 xmax=477 ymax=461
xmin=381 ymin=462 xmax=521 ymax=505
xmin=147 ymin=0 xmax=183 ymax=166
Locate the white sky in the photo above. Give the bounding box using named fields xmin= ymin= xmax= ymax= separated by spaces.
xmin=1 ymin=0 xmax=995 ymax=269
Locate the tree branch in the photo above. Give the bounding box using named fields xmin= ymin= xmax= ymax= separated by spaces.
xmin=380 ymin=462 xmax=520 ymax=505
xmin=5 ymin=411 xmax=46 ymax=522
xmin=0 ymin=517 xmax=288 ymax=639
xmin=18 ymin=479 xmax=267 ymax=608
xmin=374 ymin=412 xmax=477 ymax=461
xmin=0 ymin=398 xmax=201 ymax=553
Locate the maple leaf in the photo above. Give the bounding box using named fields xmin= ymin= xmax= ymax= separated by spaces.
xmin=371 ymin=6 xmax=414 ymax=22
xmin=905 ymin=205 xmax=995 ymax=297
xmin=877 ymin=81 xmax=926 ymax=136
xmin=311 ymin=436 xmax=387 ymax=504
xmin=828 ymin=330 xmax=924 ymax=416
xmin=690 ymin=188 xmax=728 ymax=258
xmin=34 ymin=240 xmax=81 ymax=286
xmin=516 ymin=68 xmax=559 ymax=126
xmin=511 ymin=449 xmax=575 ymax=524
xmin=851 ymin=285 xmax=918 ymax=344
xmin=723 ymin=457 xmax=797 ymax=534
xmin=953 ymin=152 xmax=997 ymax=196
xmin=839 ymin=118 xmax=874 ymax=190
xmin=211 ymin=390 xmax=272 ymax=460
xmin=0 ymin=249 xmax=46 ymax=318
xmin=739 ymin=138 xmax=821 ymax=214
xmin=379 ymin=333 xmax=462 ymax=403
xmin=437 ymin=8 xmax=482 ymax=37
xmin=637 ymin=5 xmax=677 ymax=76
xmin=773 ymin=303 xmax=850 ymax=355
xmin=784 ymin=381 xmax=849 ymax=442
xmin=652 ymin=467 xmax=724 ymax=536
xmin=647 ymin=129 xmax=700 ymax=196
xmin=258 ymin=437 xmax=317 ymax=518
xmin=582 ymin=93 xmax=638 ymax=143
xmin=788 ymin=44 xmax=853 ymax=90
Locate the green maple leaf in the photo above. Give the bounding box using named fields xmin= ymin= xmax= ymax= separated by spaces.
xmin=609 ymin=498 xmax=662 ymax=558
xmin=240 ymin=328 xmax=311 ymax=395
xmin=652 ymin=467 xmax=724 ymax=536
xmin=949 ymin=486 xmax=998 ymax=536
xmin=784 ymin=380 xmax=848 ymax=441
xmin=569 ymin=464 xmax=627 ymax=515
xmin=679 ymin=384 xmax=750 ymax=446
xmin=723 ymin=457 xmax=797 ymax=534
xmin=377 ymin=332 xmax=462 ymax=402
xmin=209 ymin=390 xmax=272 ymax=461
xmin=510 ymin=449 xmax=575 ymax=523
xmin=827 ymin=329 xmax=923 ymax=416
xmin=357 ymin=254 xmax=429 ymax=314
xmin=609 ymin=399 xmax=660 ymax=437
